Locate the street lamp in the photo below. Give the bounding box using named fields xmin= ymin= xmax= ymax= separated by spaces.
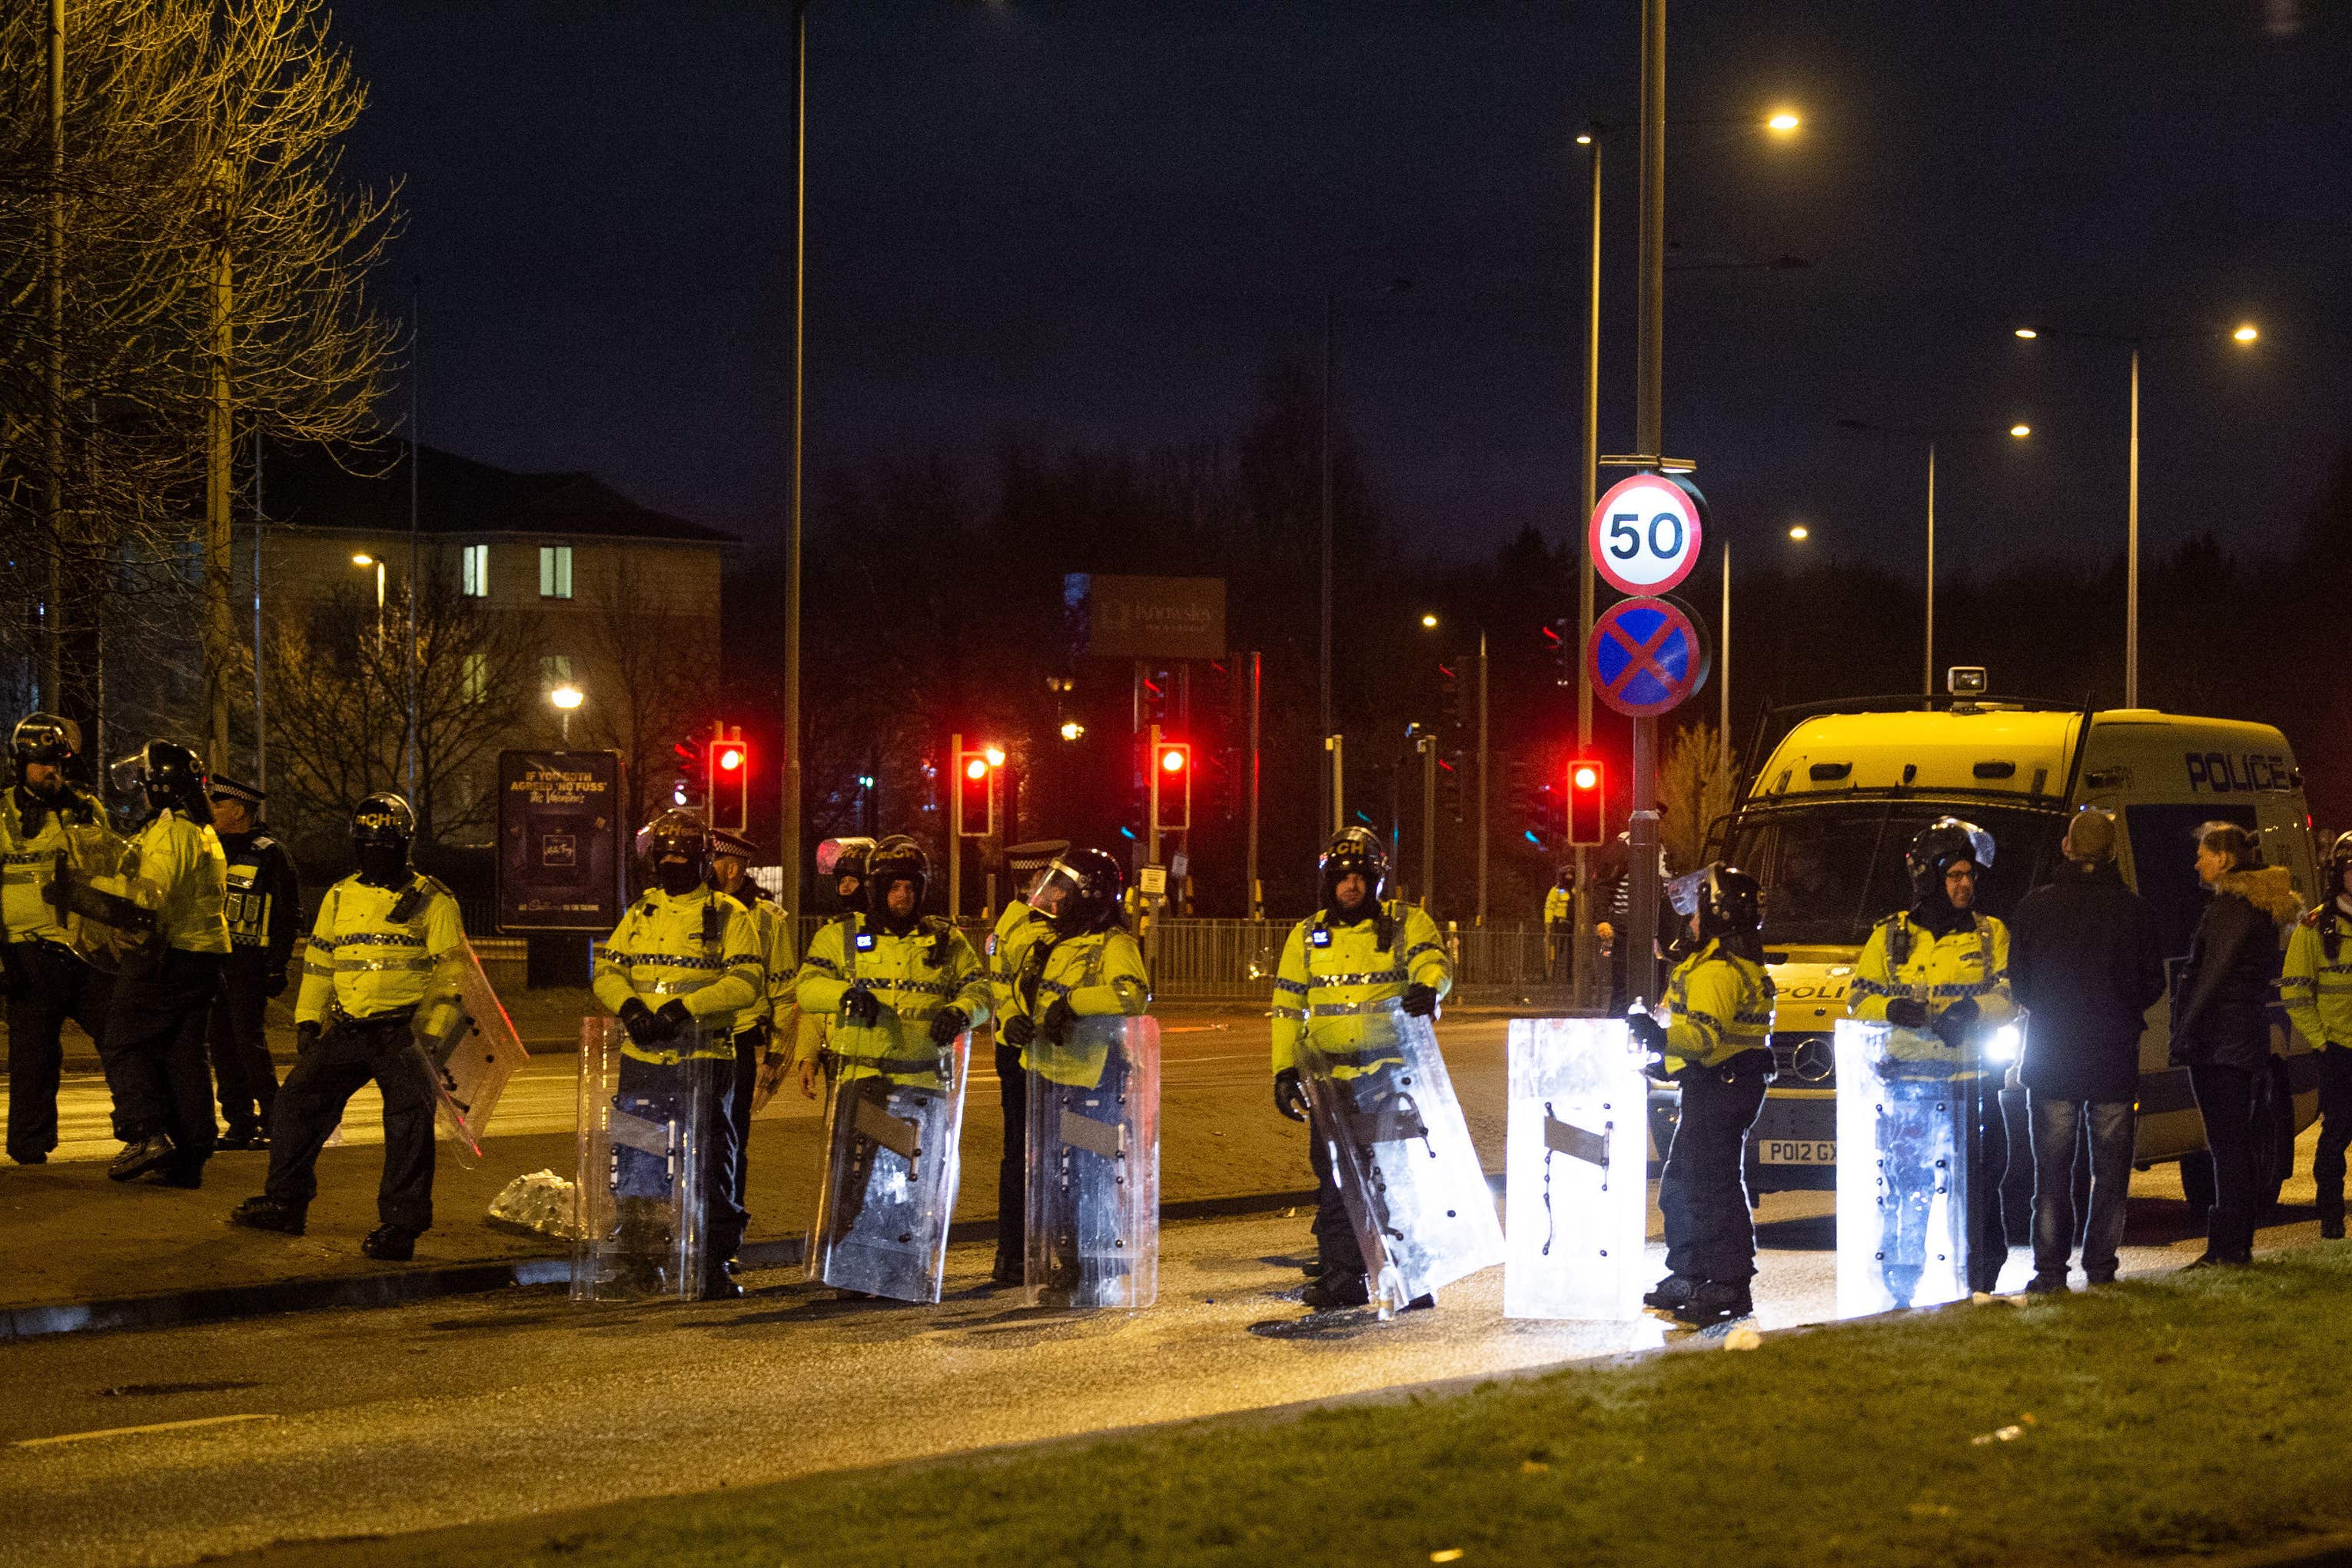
xmin=350 ymin=553 xmax=385 ymax=640
xmin=2010 ymin=319 xmax=2259 ymax=706
xmin=1835 ymin=418 xmax=2035 ymax=696
xmin=1719 ymin=523 xmax=1812 ymax=763
xmin=549 ymin=682 xmax=583 ymax=743
xmin=1787 ymin=523 xmax=1809 ymax=541
xmin=1420 ymin=613 xmax=1439 ymax=629
xmin=1058 ymin=719 xmax=1083 ymax=742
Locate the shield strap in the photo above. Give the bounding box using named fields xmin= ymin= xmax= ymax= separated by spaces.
xmin=48 ymin=862 xmax=157 ymax=932
xmin=1346 ymin=1094 xmax=1430 ymax=1148
xmin=1056 ymin=1105 xmax=1125 ymax=1159
xmin=851 ymin=1086 xmax=921 ymax=1164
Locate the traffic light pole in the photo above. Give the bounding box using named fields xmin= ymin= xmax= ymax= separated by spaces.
xmin=1574 ymin=121 xmax=1603 ymax=1010
xmin=1417 ymin=731 xmax=1437 ymax=910
xmin=948 ymin=729 xmax=962 ymax=922
xmin=1147 ymin=722 xmax=1162 ymax=868
xmin=1475 ymin=630 xmax=1488 ymax=925
xmin=1626 ymin=0 xmax=1667 ymax=1012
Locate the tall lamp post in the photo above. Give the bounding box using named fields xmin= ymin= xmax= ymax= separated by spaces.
xmin=2011 ymin=321 xmax=2258 ymax=708
xmin=1834 ymin=419 xmax=2033 ymax=696
xmin=1716 ymin=523 xmax=1811 ymax=766
xmin=550 ymin=683 xmax=583 ymax=745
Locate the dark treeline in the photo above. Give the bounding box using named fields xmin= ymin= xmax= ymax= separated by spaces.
xmin=723 ymin=367 xmax=2352 ymax=925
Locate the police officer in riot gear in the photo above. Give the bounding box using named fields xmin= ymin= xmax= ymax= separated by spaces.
xmin=1270 ymin=827 xmax=1452 ymax=1311
xmin=231 ymin=794 xmax=463 ymax=1258
xmin=2285 ymin=832 xmax=2352 ymax=1241
xmin=1850 ymin=818 xmax=2018 ymax=1300
xmin=204 ymin=777 xmax=301 ymax=1149
xmin=709 ymin=826 xmax=796 ymax=1259
xmin=1628 ymin=864 xmax=1776 ymax=1327
xmin=2 ymin=713 xmax=113 ymax=1164
xmin=591 ymin=809 xmax=764 ymax=1299
xmin=101 ymin=740 xmax=231 ymax=1188
xmin=985 ymin=838 xmax=1068 ymax=1284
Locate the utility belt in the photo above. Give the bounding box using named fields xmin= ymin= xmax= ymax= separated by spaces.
xmin=327 ymin=1002 xmax=417 ymax=1035
xmin=1671 ymin=1046 xmax=1776 ymax=1085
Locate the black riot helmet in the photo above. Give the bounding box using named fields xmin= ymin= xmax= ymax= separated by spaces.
xmin=1669 ymin=862 xmax=1765 ymax=958
xmin=1031 ymin=848 xmax=1127 ymax=935
xmin=12 ymin=712 xmax=80 ymax=792
xmin=865 ymin=835 xmax=930 ymax=925
xmin=1317 ymin=826 xmax=1389 ymax=915
xmin=352 ymin=792 xmax=417 ymax=887
xmin=2327 ymin=831 xmax=2352 ymax=900
xmin=1907 ymin=816 xmax=1995 ymax=905
xmin=816 ymin=835 xmax=876 ymax=910
xmin=111 ymin=739 xmax=211 ymax=822
xmin=639 ymin=808 xmax=713 ymax=898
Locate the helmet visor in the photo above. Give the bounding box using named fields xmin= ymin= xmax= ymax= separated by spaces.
xmin=1027 ymin=859 xmax=1086 ymax=915
xmin=1665 ymin=865 xmax=1711 ymax=919
xmin=1935 ymin=817 xmax=1997 ymax=870
xmin=816 ymin=836 xmax=875 ymax=878
xmin=108 ymin=750 xmax=148 ymax=797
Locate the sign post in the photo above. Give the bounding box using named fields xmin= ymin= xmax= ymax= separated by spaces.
xmin=1587 ymin=470 xmax=1707 ymax=1009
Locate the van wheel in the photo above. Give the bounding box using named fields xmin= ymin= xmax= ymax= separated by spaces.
xmin=2253 ymin=1059 xmax=2296 ymax=1214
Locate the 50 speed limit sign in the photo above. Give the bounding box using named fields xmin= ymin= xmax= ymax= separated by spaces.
xmin=1589 ymin=471 xmax=1708 ymax=596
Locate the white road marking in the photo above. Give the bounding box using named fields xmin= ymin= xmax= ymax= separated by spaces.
xmin=15 ymin=1414 xmax=280 ymax=1449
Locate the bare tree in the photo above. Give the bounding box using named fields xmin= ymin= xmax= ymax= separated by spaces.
xmin=1659 ymin=720 xmax=1736 ymax=873
xmin=571 ymin=576 xmax=720 ymax=838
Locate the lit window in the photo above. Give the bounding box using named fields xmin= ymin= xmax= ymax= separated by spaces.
xmin=540 ymin=654 xmax=573 ymax=684
xmin=461 ymin=652 xmax=487 ymax=703
xmin=462 ymin=544 xmax=490 ymax=598
xmin=539 ymin=544 xmax=573 ymax=600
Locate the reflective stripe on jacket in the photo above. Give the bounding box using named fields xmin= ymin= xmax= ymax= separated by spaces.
xmin=592 ymin=887 xmax=762 ymax=1062
xmin=795 ymin=912 xmax=990 ymax=1082
xmin=989 ymin=900 xmax=1052 ymax=1023
xmin=1020 ymin=927 xmax=1150 ymax=1085
xmin=295 ymin=874 xmax=466 ymax=1025
xmin=1849 ymin=911 xmax=2015 ymax=1078
xmin=131 ymin=811 xmax=231 ymax=955
xmin=1663 ymin=938 xmax=1776 ymax=1073
xmin=1270 ymin=899 xmax=1452 ymax=1077
xmin=2283 ymin=905 xmax=2352 ymax=1048
xmin=0 ymin=787 xmax=105 ymax=943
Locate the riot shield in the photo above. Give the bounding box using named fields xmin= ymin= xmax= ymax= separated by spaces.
xmin=409 ymin=942 xmax=531 ymax=1164
xmin=1296 ymin=1000 xmax=1503 ymax=1317
xmin=1025 ymin=1015 xmax=1161 ymax=1310
xmin=1503 ymin=1018 xmax=1649 ymax=1321
xmin=805 ymin=1011 xmax=971 ymax=1304
xmin=42 ymin=822 xmax=159 ymax=973
xmin=571 ymin=1015 xmax=721 ymax=1303
xmin=1835 ymin=1018 xmax=1972 ymax=1317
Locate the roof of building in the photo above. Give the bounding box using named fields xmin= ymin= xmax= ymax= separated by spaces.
xmin=259 ymin=438 xmax=738 ymax=547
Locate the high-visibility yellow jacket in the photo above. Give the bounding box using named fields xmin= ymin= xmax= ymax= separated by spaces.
xmin=297 ymin=873 xmax=466 ymax=1025
xmin=0 ymin=786 xmax=105 ymax=944
xmin=593 ymin=886 xmax=763 ymax=1063
xmin=1544 ymin=885 xmax=1571 ymax=924
xmin=1017 ymin=927 xmax=1151 ymax=1087
xmin=1269 ymin=899 xmax=1452 ymax=1077
xmin=726 ymin=884 xmax=798 ymax=1034
xmin=1661 ymin=938 xmax=1776 ymax=1074
xmin=2283 ymin=902 xmax=2352 ymax=1048
xmin=1849 ymin=909 xmax=2015 ymax=1078
xmin=988 ymin=899 xmax=1052 ymax=1024
xmin=794 ymin=912 xmax=989 ymax=1084
xmin=129 ymin=809 xmax=230 ymax=955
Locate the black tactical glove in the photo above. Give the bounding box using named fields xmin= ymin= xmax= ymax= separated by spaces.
xmin=1932 ymin=997 xmax=1981 ymax=1050
xmin=654 ymin=998 xmax=695 ymax=1041
xmin=618 ymin=997 xmax=661 ymax=1048
xmin=264 ymin=968 xmax=289 ymax=999
xmin=841 ymin=986 xmax=881 ymax=1027
xmin=296 ymin=1020 xmax=322 ymax=1053
xmin=1273 ymin=1067 xmax=1308 ymax=1123
xmin=1884 ymin=997 xmax=1930 ymax=1030
xmin=1002 ymin=1012 xmax=1037 ymax=1048
xmin=1626 ymin=1011 xmax=1668 ymax=1058
xmin=1039 ymin=998 xmax=1077 ymax=1046
xmin=1399 ymin=982 xmax=1440 ymax=1018
xmin=930 ymin=1006 xmax=968 ymax=1047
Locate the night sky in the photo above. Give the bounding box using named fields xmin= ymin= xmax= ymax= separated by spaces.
xmin=333 ymin=2 xmax=2351 ymax=576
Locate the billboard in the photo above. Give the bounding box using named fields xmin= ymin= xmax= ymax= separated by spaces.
xmin=1064 ymin=574 xmax=1226 ymax=661
xmin=497 ymin=750 xmax=624 ymax=933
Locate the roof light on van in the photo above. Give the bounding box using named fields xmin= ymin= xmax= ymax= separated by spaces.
xmin=1973 ymin=761 xmax=2017 ymax=779
xmin=1809 ymin=762 xmax=1852 ymax=782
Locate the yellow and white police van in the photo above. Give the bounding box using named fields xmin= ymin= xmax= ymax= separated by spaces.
xmin=1663 ymin=674 xmax=2322 ymax=1212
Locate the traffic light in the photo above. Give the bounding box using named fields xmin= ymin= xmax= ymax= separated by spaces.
xmin=1544 ymin=619 xmax=1574 ymax=687
xmin=1437 ymin=661 xmax=1463 ymax=732
xmin=955 ymin=746 xmax=997 ymax=838
xmin=1567 ymin=758 xmax=1606 ymax=845
xmin=709 ymin=724 xmax=749 ymax=833
xmin=1437 ymin=750 xmax=1463 ymax=823
xmin=1152 ymin=739 xmax=1191 ymax=832
xmin=672 ymin=736 xmax=705 ymax=811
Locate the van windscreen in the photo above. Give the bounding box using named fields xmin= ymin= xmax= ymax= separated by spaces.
xmin=1725 ymin=801 xmax=2066 ymax=947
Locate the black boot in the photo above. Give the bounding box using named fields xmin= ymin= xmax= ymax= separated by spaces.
xmin=360 ymin=1224 xmax=419 ymax=1261
xmin=1671 ymin=1279 xmax=1753 ymax=1327
xmin=108 ymin=1134 xmax=177 ymax=1183
xmin=230 ymin=1195 xmax=307 ymax=1235
xmin=1301 ymin=1271 xmax=1370 ymax=1311
xmin=2321 ymin=1214 xmax=2345 ymax=1241
xmin=1643 ymin=1274 xmax=1699 ymax=1312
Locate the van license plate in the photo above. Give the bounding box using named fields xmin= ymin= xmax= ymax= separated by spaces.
xmin=1759 ymin=1139 xmax=1835 ymax=1164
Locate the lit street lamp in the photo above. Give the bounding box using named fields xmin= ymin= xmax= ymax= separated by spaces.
xmin=550 ymin=682 xmax=583 ymax=743
xmin=350 ymin=553 xmax=385 ymax=640
xmin=2011 ymin=320 xmax=2259 ymax=706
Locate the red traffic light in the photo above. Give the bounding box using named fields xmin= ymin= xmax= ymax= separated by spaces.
xmin=1571 ymin=762 xmax=1599 ymax=792
xmin=1159 ymin=745 xmax=1187 ymax=773
xmin=1567 ymin=758 xmax=1606 ymax=846
xmin=964 ymin=756 xmax=989 ymax=781
xmin=717 ymin=746 xmax=744 ymax=773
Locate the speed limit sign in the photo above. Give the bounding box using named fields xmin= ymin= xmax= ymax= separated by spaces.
xmin=1589 ymin=471 xmax=1707 ymax=596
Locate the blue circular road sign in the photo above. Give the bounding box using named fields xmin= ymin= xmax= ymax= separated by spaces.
xmin=1586 ymin=596 xmax=1710 ymax=719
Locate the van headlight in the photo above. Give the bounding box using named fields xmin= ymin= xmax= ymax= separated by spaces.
xmin=1984 ymin=1023 xmax=2023 ymax=1065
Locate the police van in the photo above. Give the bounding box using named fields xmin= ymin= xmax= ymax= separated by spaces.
xmin=1663 ymin=674 xmax=2323 ymax=1210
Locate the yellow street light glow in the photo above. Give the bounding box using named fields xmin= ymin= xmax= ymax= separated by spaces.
xmin=351 ymin=553 xmax=373 ymax=566
xmin=2009 ymin=424 xmax=2031 ymax=438
xmin=2014 ymin=327 xmax=2038 ymax=340
xmin=1058 ymin=720 xmax=1083 ymax=742
xmin=1788 ymin=524 xmax=1810 ymax=541
xmin=2233 ymin=323 xmax=2258 ymax=344
xmin=1766 ymin=111 xmax=1801 ymax=132
xmin=1575 ymin=133 xmax=1593 ymax=146
xmin=982 ymin=744 xmax=1006 ymax=768
xmin=549 ymin=684 xmax=583 ymax=710
xmin=1420 ymin=613 xmax=1439 ymax=628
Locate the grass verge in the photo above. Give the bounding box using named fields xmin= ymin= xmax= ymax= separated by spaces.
xmin=225 ymin=1247 xmax=2352 ymax=1568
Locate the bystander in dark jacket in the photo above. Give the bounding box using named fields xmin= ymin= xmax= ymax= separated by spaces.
xmin=2011 ymin=849 xmax=2166 ymax=1101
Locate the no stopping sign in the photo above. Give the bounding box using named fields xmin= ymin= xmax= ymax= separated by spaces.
xmin=1589 ymin=471 xmax=1707 ymax=596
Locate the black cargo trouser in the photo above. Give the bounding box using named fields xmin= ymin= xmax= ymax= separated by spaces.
xmin=729 ymin=1022 xmax=766 ymax=1221
xmin=2314 ymin=1045 xmax=2352 ymax=1226
xmin=1659 ymin=1061 xmax=1770 ymax=1284
xmin=996 ymin=1039 xmax=1028 ymax=1269
xmin=207 ymin=952 xmax=280 ymax=1137
xmin=2189 ymin=1063 xmax=2261 ymax=1264
xmin=102 ymin=948 xmax=228 ymax=1175
xmin=4 ymin=939 xmax=112 ymax=1162
xmin=265 ymin=1013 xmax=437 ymax=1233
